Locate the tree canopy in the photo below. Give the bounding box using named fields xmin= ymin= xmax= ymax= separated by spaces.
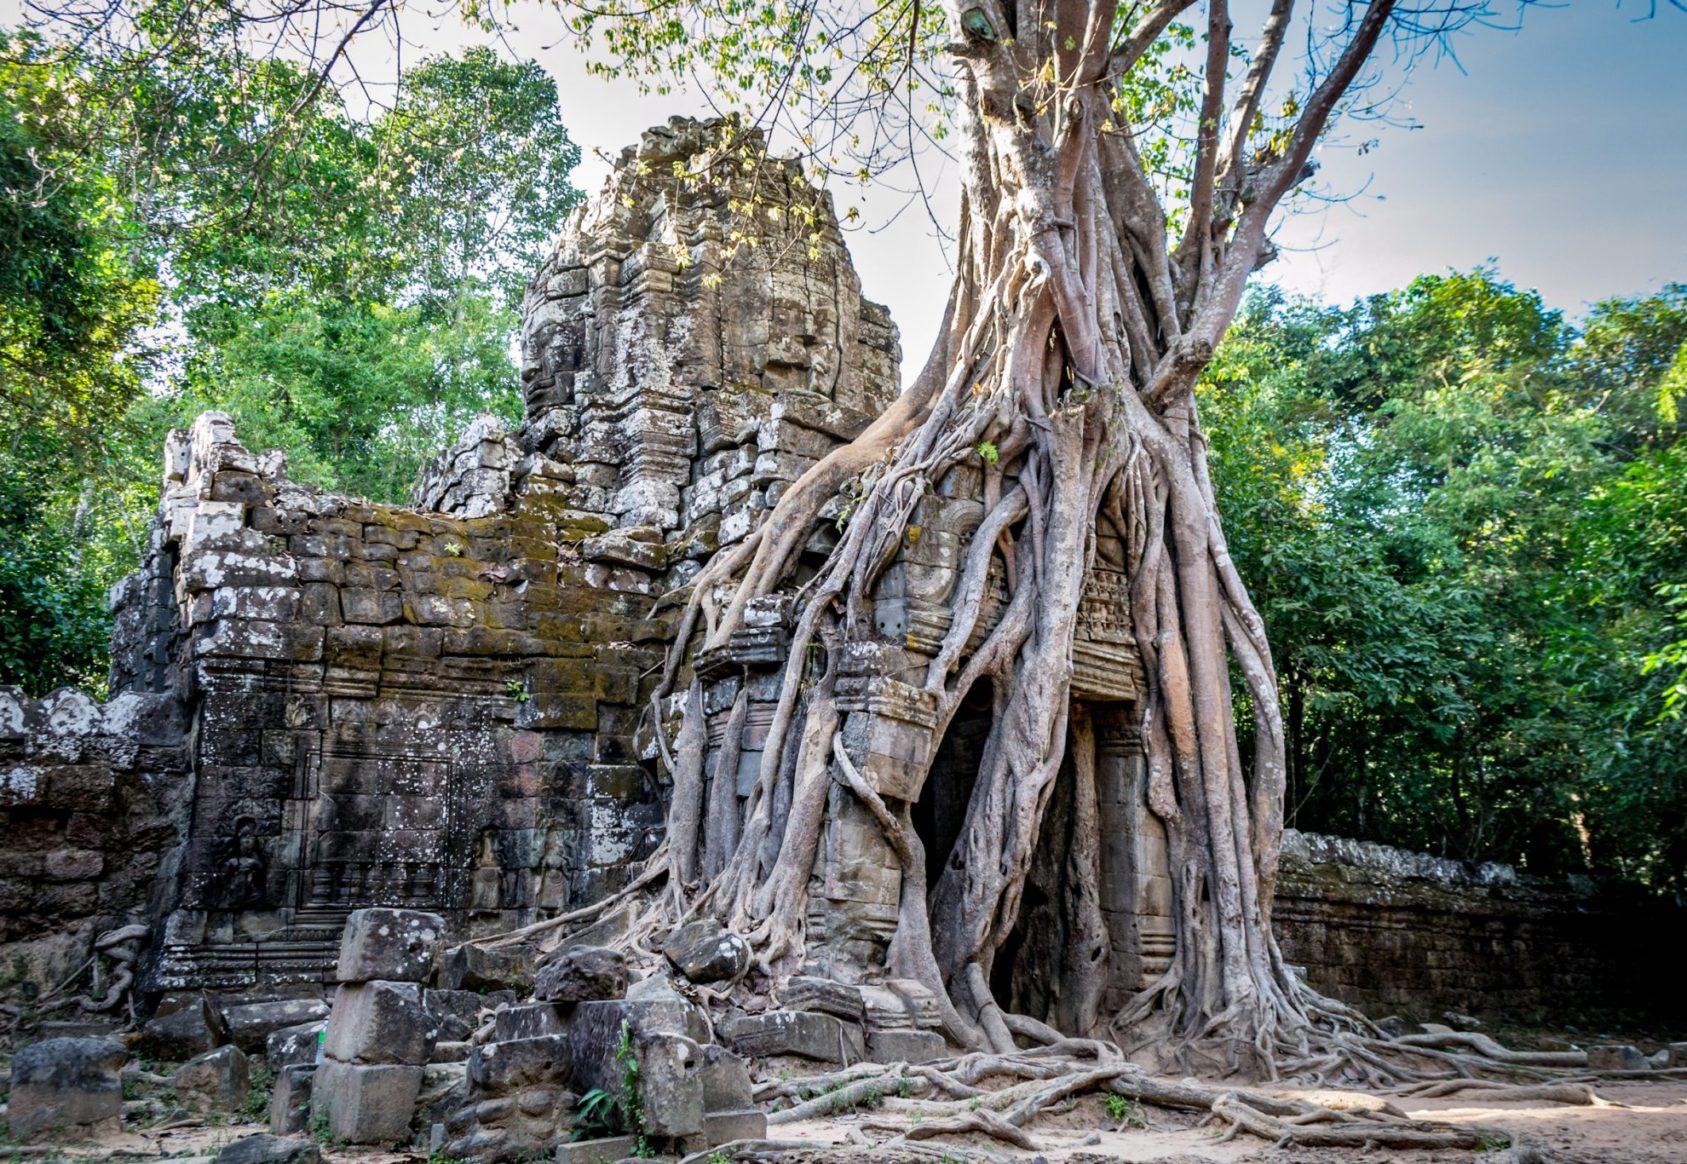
xmin=0 ymin=30 xmax=581 ymax=692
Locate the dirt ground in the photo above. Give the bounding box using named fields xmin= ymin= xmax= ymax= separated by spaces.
xmin=18 ymin=1079 xmax=1686 ymax=1164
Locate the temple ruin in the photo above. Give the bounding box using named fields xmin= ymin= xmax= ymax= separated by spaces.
xmin=0 ymin=117 xmax=1678 ymax=1157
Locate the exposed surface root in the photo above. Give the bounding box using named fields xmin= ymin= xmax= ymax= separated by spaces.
xmin=756 ymin=1046 xmax=1547 ymax=1157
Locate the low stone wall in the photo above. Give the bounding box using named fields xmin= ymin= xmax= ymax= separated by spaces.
xmin=1273 ymin=830 xmax=1683 ymax=1020
xmin=0 ymin=687 xmax=188 ymax=987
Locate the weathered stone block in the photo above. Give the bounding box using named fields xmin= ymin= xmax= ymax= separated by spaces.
xmin=698 ymin=1045 xmax=753 ymax=1111
xmin=215 ymin=1133 xmax=322 ymax=1164
xmin=534 ymin=945 xmax=627 ymax=1002
xmin=466 ymin=1034 xmax=572 ymax=1095
xmin=717 ymin=1011 xmax=866 ymax=1063
xmin=662 ymin=917 xmax=749 ymax=984
xmin=336 ymin=907 xmax=445 ymax=983
xmin=268 ymin=1065 xmax=315 ymax=1135
xmin=309 ymin=1058 xmax=424 ymax=1145
xmin=175 ymin=1044 xmax=250 ymax=1112
xmin=324 ymin=981 xmax=437 ymax=1066
xmin=493 ymin=1000 xmax=567 ymax=1042
xmin=1669 ymin=1042 xmax=1687 ymax=1068
xmin=704 ymin=1107 xmax=769 ymax=1146
xmin=265 ymin=1021 xmax=325 ymax=1072
xmin=866 ymin=1029 xmax=947 ymax=1064
xmin=136 ymin=993 xmax=228 ymax=1060
xmin=8 ymin=1036 xmax=126 ymax=1141
xmin=437 ymin=944 xmax=534 ymax=993
xmin=424 ymin=988 xmax=515 ymax=1043
xmin=1587 ymin=1043 xmax=1648 ymax=1071
xmin=554 ymin=1135 xmax=638 ymax=1164
xmin=225 ymin=999 xmax=330 ymax=1054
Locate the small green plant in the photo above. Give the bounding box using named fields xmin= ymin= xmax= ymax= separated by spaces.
xmin=245 ymin=1063 xmax=275 ymax=1119
xmin=706 ymin=1152 xmax=733 ymax=1164
xmin=895 ymin=1077 xmax=912 ymax=1098
xmin=967 ymin=1095 xmax=981 ymax=1111
xmin=504 ymin=679 xmax=530 ymax=703
xmin=427 ymin=1152 xmax=466 ymax=1164
xmin=1105 ymin=1092 xmax=1147 ymax=1129
xmin=614 ymin=1020 xmax=653 ymax=1157
xmin=441 ymin=540 xmax=464 ymax=556
xmin=976 ymin=440 xmax=999 ymax=464
xmin=1476 ymin=1132 xmax=1513 ymax=1152
xmin=307 ymin=1107 xmax=333 ymax=1146
xmin=572 ymin=1088 xmax=621 ymax=1140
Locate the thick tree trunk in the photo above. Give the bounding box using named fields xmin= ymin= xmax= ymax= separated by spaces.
xmin=631 ymin=0 xmax=1405 ymax=1078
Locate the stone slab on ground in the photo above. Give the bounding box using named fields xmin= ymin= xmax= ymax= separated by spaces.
xmin=309 ymin=1058 xmax=424 ymax=1144
xmin=214 ymin=1133 xmax=322 ymax=1164
xmin=866 ymin=1028 xmax=947 ymax=1064
xmin=717 ymin=1010 xmax=866 ymax=1063
xmin=335 ymin=907 xmax=446 ymax=983
xmin=174 ymin=1044 xmax=250 ymax=1112
xmin=704 ymin=1107 xmax=769 ymax=1145
xmin=554 ymin=1135 xmax=638 ymax=1164
xmin=136 ymin=994 xmax=228 ymax=1060
xmin=324 ymin=980 xmax=437 ymax=1065
xmin=225 ymin=999 xmax=330 ymax=1053
xmin=1588 ymin=1044 xmax=1648 ymax=1071
xmin=8 ymin=1036 xmax=127 ymax=1141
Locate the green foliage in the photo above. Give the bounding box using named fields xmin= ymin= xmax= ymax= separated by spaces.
xmin=1105 ymin=1092 xmax=1146 ymax=1128
xmin=0 ymin=22 xmax=581 ymax=692
xmin=1205 ymin=272 xmax=1687 ymax=887
xmin=572 ymin=1087 xmax=623 ymax=1140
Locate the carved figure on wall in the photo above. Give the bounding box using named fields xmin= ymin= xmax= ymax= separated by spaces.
xmin=215 ymin=817 xmax=267 ymax=909
xmin=469 ymin=829 xmax=503 ymax=912
xmin=535 ymin=825 xmax=569 ymax=912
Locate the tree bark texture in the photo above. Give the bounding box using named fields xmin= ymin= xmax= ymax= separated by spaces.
xmin=646 ymin=0 xmax=1406 ymax=1075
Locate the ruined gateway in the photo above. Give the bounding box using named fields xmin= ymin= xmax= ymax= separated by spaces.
xmin=0 ymin=122 xmax=1665 ymax=1151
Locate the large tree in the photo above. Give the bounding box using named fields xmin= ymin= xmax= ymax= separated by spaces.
xmin=28 ymin=0 xmax=1657 ymax=1079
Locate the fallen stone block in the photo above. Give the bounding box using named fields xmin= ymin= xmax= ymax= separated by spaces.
xmin=432 ymin=1040 xmax=472 ymax=1063
xmin=323 ymin=980 xmax=437 ymax=1065
xmin=493 ymin=1000 xmax=568 ymax=1042
xmin=534 ymin=945 xmax=627 ymax=1002
xmin=858 ymin=981 xmax=942 ymax=1030
xmin=632 ymin=1031 xmax=704 ymax=1137
xmin=866 ymin=1028 xmax=947 ymax=1064
xmin=699 ymin=1045 xmax=753 ymax=1111
xmin=416 ymin=1061 xmax=470 ymax=1129
xmin=704 ymin=1107 xmax=769 ymax=1145
xmin=215 ymin=1133 xmax=322 ymax=1164
xmin=175 ymin=1044 xmax=250 ymax=1112
xmin=8 ymin=1036 xmax=127 ymax=1141
xmin=662 ymin=918 xmax=749 ymax=984
xmin=437 ymin=944 xmax=534 ymax=994
xmin=224 ymin=999 xmax=330 ymax=1054
xmin=555 ymin=1134 xmax=638 ymax=1164
xmin=1587 ymin=1044 xmax=1648 ymax=1071
xmin=717 ymin=1010 xmax=865 ymax=1063
xmin=1670 ymin=1042 xmax=1687 ymax=1068
xmin=266 ymin=1021 xmax=325 ymax=1072
xmin=336 ymin=907 xmax=445 ymax=983
xmin=466 ymin=1034 xmax=573 ymax=1095
xmin=268 ymin=1065 xmax=315 ymax=1136
xmin=136 ymin=993 xmax=229 ymax=1061
xmin=309 ymin=1058 xmax=424 ymax=1145
xmin=783 ymin=976 xmax=866 ymax=1023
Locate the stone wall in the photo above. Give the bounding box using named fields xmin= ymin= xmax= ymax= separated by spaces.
xmin=1273 ymin=830 xmax=1684 ymax=1019
xmin=0 ymin=687 xmax=187 ymax=988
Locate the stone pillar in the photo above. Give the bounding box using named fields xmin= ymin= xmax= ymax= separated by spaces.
xmin=1095 ymin=712 xmax=1175 ymax=1015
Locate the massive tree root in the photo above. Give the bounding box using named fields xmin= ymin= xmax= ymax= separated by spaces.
xmin=472 ymin=0 xmax=1595 ymax=1098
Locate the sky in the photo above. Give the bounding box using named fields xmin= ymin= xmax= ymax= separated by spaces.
xmin=488 ymin=4 xmax=1687 ymax=374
